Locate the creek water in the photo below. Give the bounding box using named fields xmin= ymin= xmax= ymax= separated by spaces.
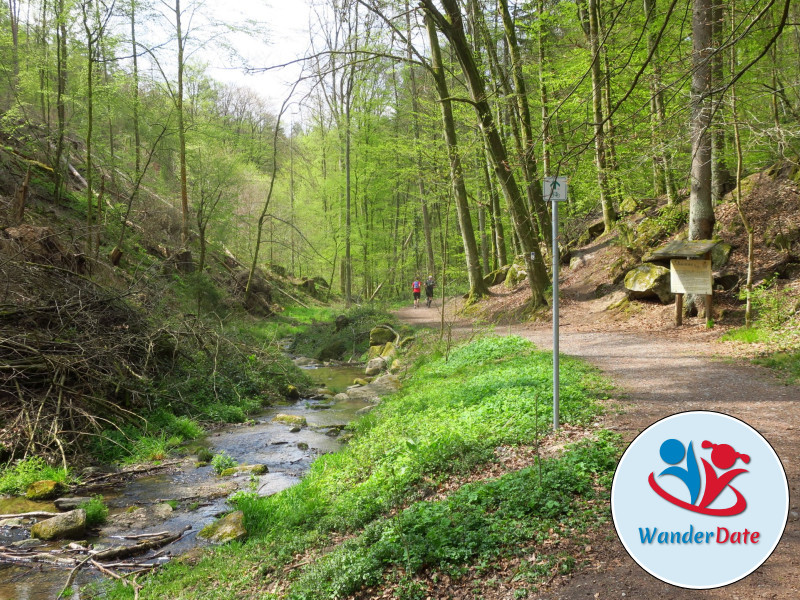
xmin=0 ymin=363 xmax=372 ymax=600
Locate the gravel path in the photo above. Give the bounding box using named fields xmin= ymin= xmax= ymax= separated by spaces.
xmin=395 ymin=301 xmax=800 ymax=599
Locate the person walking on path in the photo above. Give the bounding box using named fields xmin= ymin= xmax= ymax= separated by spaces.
xmin=425 ymin=275 xmax=435 ymax=308
xmin=412 ymin=277 xmax=422 ymax=308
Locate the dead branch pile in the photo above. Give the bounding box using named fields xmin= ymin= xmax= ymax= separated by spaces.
xmin=0 ymin=253 xmax=179 ymax=463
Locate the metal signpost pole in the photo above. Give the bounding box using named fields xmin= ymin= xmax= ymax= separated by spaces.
xmin=551 ymin=198 xmax=560 ymax=431
xmin=543 ymin=176 xmax=566 ymax=431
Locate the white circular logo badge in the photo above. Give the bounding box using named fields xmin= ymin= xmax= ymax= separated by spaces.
xmin=611 ymin=411 xmax=789 ymax=589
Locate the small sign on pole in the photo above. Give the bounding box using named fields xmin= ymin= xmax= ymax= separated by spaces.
xmin=543 ymin=177 xmax=567 ymax=431
xmin=543 ymin=176 xmax=568 ymax=202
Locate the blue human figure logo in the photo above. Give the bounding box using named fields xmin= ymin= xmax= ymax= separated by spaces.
xmin=658 ymin=438 xmax=701 ymax=505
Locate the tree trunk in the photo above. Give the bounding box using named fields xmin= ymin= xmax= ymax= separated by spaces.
xmin=583 ymin=0 xmax=617 ymax=231
xmin=425 ymin=13 xmax=489 ymax=302
xmin=422 ymin=0 xmax=549 ymax=307
xmin=689 ymin=0 xmax=715 ymax=240
xmin=537 ymin=0 xmax=551 ymax=177
xmin=498 ymin=0 xmax=551 ymax=248
xmin=644 ymin=0 xmax=677 ymax=202
xmin=176 ymin=0 xmax=191 ymax=251
xmin=710 ymin=0 xmax=731 ymax=202
xmin=53 ymin=0 xmax=68 ymax=202
xmin=83 ymin=3 xmax=95 ymax=256
xmin=406 ymin=1 xmax=436 ymax=277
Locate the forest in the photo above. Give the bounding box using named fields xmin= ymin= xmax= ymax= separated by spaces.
xmin=1 ymin=0 xmax=796 ymax=304
xmin=1 ymin=0 xmax=799 ymax=598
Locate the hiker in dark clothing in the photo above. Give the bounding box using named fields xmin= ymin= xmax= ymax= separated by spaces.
xmin=425 ymin=275 xmax=435 ymax=308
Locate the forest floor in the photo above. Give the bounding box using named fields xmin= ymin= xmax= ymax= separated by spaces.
xmin=394 ymin=287 xmax=800 ymax=599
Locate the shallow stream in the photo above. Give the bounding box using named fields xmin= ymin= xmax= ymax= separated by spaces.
xmin=0 ymin=364 xmax=373 ymax=599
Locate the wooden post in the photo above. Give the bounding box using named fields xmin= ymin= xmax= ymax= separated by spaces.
xmin=676 ymin=293 xmax=684 ymax=326
xmin=705 ymin=293 xmax=713 ymax=327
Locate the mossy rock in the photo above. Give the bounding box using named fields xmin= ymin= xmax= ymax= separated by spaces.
xmin=367 ymin=344 xmax=385 ymax=360
xmin=380 ymin=341 xmax=397 ymax=360
xmin=389 ymin=359 xmax=402 ymax=373
xmin=353 ymin=378 xmax=368 ymax=386
xmin=198 ymin=510 xmax=247 ymax=544
xmin=286 ymin=385 xmax=301 ymax=399
xmin=369 ymin=327 xmax=395 ymax=346
xmin=317 ymin=340 xmax=347 ymax=362
xmin=31 ymin=509 xmax=86 ymax=540
xmin=711 ymin=242 xmax=733 ymax=270
xmin=624 ymin=264 xmax=673 ymax=304
xmin=619 ymin=197 xmax=640 ymax=214
xmin=397 ymin=336 xmax=415 ymax=348
xmin=26 ymin=480 xmax=67 ymax=501
xmin=272 ymin=414 xmax=307 ymax=426
xmin=483 ymin=266 xmax=510 ymax=287
xmin=504 ymin=264 xmax=527 ymax=288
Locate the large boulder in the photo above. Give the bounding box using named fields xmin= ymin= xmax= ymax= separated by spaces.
xmin=504 ymin=264 xmax=527 ymax=288
xmin=272 ymin=414 xmax=307 ymax=426
xmin=483 ymin=265 xmax=510 ymax=287
xmin=369 ymin=326 xmax=395 ymax=346
xmin=711 ymin=242 xmax=733 ymax=270
xmin=31 ymin=509 xmax=86 ymax=540
xmin=624 ymin=264 xmax=673 ymax=304
xmin=26 ymin=480 xmax=67 ymax=501
xmin=380 ymin=342 xmax=397 ymax=361
xmin=367 ymin=344 xmax=386 ymax=360
xmin=54 ymin=497 xmax=92 ymax=511
xmin=198 ymin=510 xmax=247 ymax=544
xmin=317 ymin=340 xmax=346 ymax=361
xmin=233 ymin=269 xmax=272 ymax=316
xmin=334 ymin=315 xmax=351 ymax=332
xmin=365 ymin=357 xmax=387 ymax=376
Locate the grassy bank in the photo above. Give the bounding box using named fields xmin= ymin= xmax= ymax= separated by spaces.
xmin=107 ymin=335 xmax=618 ymax=599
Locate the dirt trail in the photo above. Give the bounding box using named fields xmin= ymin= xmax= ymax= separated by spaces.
xmin=395 ymin=300 xmax=800 ymax=599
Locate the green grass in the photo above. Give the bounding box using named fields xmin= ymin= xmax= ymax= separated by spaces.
xmin=754 ymin=351 xmax=800 ymax=383
xmin=211 ymin=451 xmax=237 ymax=474
xmin=0 ymin=456 xmax=71 ymax=496
xmin=79 ymin=495 xmax=109 ymax=526
xmin=721 ymin=327 xmax=772 ymax=344
xmin=287 ymin=433 xmax=618 ymax=599
xmin=111 ymin=335 xmax=615 ymax=599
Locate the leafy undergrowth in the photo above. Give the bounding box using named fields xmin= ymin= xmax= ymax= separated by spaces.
xmin=0 ymin=456 xmax=72 ymax=495
xmin=108 ymin=335 xmax=618 ymax=599
xmin=289 ymin=305 xmax=407 ymax=361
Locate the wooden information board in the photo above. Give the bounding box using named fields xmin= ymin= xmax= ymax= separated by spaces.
xmin=670 ymin=259 xmax=712 ymax=295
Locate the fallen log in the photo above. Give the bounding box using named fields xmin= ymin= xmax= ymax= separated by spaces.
xmin=91 ymin=525 xmax=191 ymax=561
xmin=0 ymin=511 xmax=59 ymax=519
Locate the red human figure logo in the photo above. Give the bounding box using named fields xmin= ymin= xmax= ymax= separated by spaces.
xmin=698 ymin=441 xmax=750 ymax=513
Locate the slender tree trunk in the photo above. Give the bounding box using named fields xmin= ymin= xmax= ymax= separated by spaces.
xmin=8 ymin=0 xmax=20 ymax=79
xmin=499 ymin=0 xmax=551 ymax=248
xmin=729 ymin=0 xmax=753 ymax=326
xmin=537 ymin=0 xmax=551 ymax=177
xmin=484 ymin=152 xmax=507 ymax=268
xmin=38 ymin=0 xmax=49 ymax=126
xmin=422 ymin=0 xmax=549 ymax=307
xmin=426 ymin=13 xmax=488 ymax=301
xmin=689 ymin=0 xmax=715 ymax=240
xmin=478 ymin=203 xmax=489 ymax=276
xmin=406 ymin=1 xmax=436 ymax=277
xmin=53 ymin=0 xmax=68 ymax=202
xmin=711 ymin=0 xmax=731 ymax=202
xmin=600 ymin=13 xmax=623 ymax=204
xmin=644 ymin=0 xmax=678 ymax=203
xmin=584 ymin=0 xmax=617 ymax=231
xmin=83 ymin=2 xmax=96 ymax=255
xmin=176 ymin=0 xmax=191 ymax=250
xmin=344 ymin=100 xmax=353 ymax=306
